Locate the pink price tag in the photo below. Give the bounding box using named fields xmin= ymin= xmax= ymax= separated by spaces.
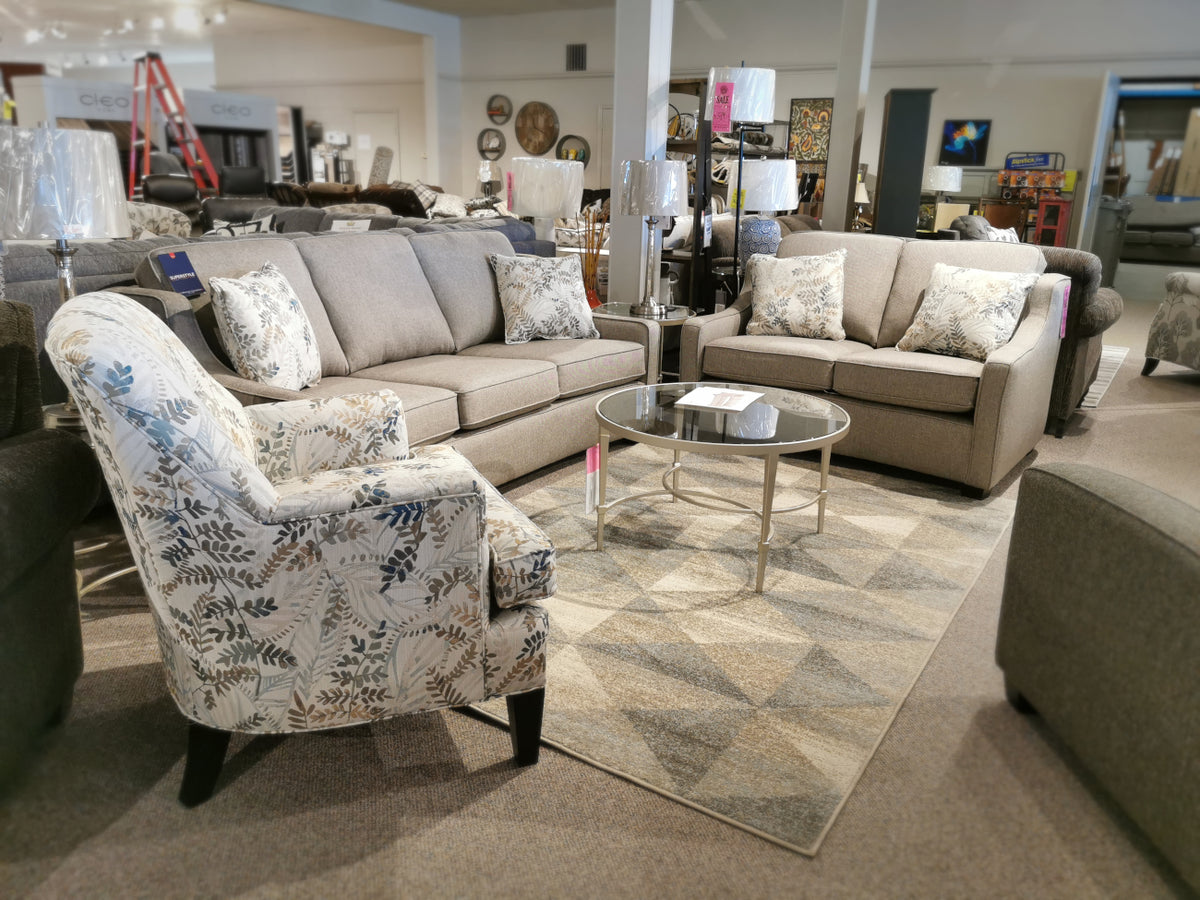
xmin=712 ymin=82 xmax=735 ymax=132
xmin=1060 ymin=283 xmax=1070 ymax=339
xmin=506 ymin=171 xmax=515 ymax=209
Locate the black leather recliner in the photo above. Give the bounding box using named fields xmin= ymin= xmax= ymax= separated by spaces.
xmin=0 ymin=300 xmax=101 ymax=793
xmin=140 ymin=173 xmax=203 ymax=235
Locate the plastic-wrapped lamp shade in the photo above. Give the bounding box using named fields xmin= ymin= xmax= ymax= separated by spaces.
xmin=0 ymin=126 xmax=131 ymax=240
xmin=510 ymin=157 xmax=584 ymax=219
xmin=617 ymin=160 xmax=689 ymax=218
xmin=704 ymin=67 xmax=776 ymax=126
xmin=732 ymin=159 xmax=798 ymax=212
xmin=922 ymin=165 xmax=963 ymax=193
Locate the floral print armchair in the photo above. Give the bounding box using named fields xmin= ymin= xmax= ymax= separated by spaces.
xmin=1144 ymin=271 xmax=1200 ymax=375
xmin=46 ymin=292 xmax=554 ymax=805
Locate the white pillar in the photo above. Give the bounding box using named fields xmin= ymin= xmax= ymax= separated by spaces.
xmin=609 ymin=0 xmax=674 ymax=304
xmin=824 ymin=0 xmax=876 ymax=232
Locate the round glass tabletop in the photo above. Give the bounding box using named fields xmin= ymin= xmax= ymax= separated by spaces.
xmin=597 ymin=382 xmax=850 ymax=450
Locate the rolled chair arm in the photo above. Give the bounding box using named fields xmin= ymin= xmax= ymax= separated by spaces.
xmin=1077 ymin=286 xmax=1124 ymax=338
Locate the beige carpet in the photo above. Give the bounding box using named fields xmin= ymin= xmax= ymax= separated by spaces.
xmin=479 ymin=442 xmax=1015 ymax=854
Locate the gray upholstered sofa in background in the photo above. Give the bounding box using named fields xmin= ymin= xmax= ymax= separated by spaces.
xmin=123 ymin=229 xmax=660 ymax=486
xmin=681 ymin=231 xmax=1067 ymax=495
xmin=996 ymin=462 xmax=1200 ymax=893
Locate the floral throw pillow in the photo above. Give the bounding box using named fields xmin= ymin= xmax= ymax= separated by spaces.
xmin=898 ymin=262 xmax=1039 ymax=362
xmin=746 ymin=248 xmax=848 ymax=340
xmin=488 ymin=253 xmax=600 ymax=344
xmin=208 ymin=261 xmax=323 ymax=390
xmin=207 ymin=213 xmax=276 ymax=236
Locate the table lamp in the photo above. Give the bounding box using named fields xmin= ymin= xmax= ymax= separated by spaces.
xmin=923 ymin=165 xmax=962 ymax=205
xmin=510 ymin=157 xmax=584 ymax=242
xmin=853 ymin=179 xmax=871 ymax=231
xmin=617 ymin=159 xmax=689 ymax=319
xmin=704 ymin=67 xmax=776 ymax=284
xmin=0 ymin=125 xmax=131 ymax=426
xmin=730 ymin=158 xmax=798 ymax=272
xmin=0 ymin=125 xmax=131 ymax=304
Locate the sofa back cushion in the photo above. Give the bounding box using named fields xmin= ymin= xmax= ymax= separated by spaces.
xmin=774 ymin=231 xmax=905 ymax=346
xmin=294 ymin=232 xmax=456 ymax=371
xmin=135 ymin=237 xmax=351 ymax=377
xmin=878 ymin=240 xmax=1047 ymax=348
xmin=409 ymin=230 xmax=514 ymax=350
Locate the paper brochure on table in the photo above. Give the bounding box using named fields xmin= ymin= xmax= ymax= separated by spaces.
xmin=674 ymin=386 xmax=764 ymax=413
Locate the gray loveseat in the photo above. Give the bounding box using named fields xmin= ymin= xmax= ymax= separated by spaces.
xmin=681 ymin=231 xmax=1067 ymax=495
xmin=125 ymin=229 xmax=661 ymax=486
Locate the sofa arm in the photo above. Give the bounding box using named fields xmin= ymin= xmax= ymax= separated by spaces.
xmin=679 ymin=301 xmax=750 ymax=382
xmin=967 ymin=273 xmax=1067 ymax=491
xmin=1077 ymin=286 xmax=1123 ymax=338
xmin=996 ymin=462 xmax=1200 ymax=892
xmin=243 ymin=391 xmax=411 ymax=482
xmin=594 ymin=313 xmax=662 ymax=384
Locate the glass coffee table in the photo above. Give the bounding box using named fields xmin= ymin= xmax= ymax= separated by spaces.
xmin=594 ymin=382 xmax=851 ymax=592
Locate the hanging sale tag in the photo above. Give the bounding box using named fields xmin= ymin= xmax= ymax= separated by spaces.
xmin=712 ymin=82 xmax=735 ymax=133
xmin=584 ymin=444 xmax=600 ymax=515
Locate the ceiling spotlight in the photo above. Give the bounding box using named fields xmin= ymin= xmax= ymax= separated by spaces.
xmin=24 ymin=28 xmax=43 ymax=44
xmin=213 ymin=9 xmax=227 ymax=25
xmin=118 ymin=19 xmax=135 ymax=34
xmin=149 ymin=16 xmax=165 ymax=31
xmin=63 ymin=58 xmax=74 ymax=69
xmin=173 ymin=8 xmax=201 ymax=32
xmin=49 ymin=24 xmax=67 ymax=39
xmin=97 ymin=53 xmax=109 ymax=66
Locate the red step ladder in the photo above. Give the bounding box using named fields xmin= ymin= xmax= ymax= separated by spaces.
xmin=128 ymin=52 xmax=219 ymax=199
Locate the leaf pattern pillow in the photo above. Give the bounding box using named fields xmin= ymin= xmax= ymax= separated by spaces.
xmin=746 ymin=248 xmax=848 ymax=340
xmin=897 ymin=262 xmax=1039 ymax=362
xmin=209 ymin=261 xmax=323 ymax=390
xmin=488 ymin=253 xmax=600 ymax=344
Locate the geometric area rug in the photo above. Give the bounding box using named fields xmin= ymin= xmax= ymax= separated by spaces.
xmin=480 ymin=442 xmax=1016 ymax=856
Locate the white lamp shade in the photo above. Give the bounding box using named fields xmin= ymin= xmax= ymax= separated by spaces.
xmin=0 ymin=126 xmax=131 ymax=240
xmin=617 ymin=159 xmax=689 ymax=218
xmin=854 ymin=181 xmax=870 ymax=204
xmin=922 ymin=165 xmax=963 ymax=193
xmin=509 ymin=157 xmax=584 ymax=219
xmin=704 ymin=67 xmax=776 ymax=126
xmin=731 ymin=159 xmax=798 ymax=212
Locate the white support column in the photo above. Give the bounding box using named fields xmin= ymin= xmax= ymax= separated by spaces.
xmin=609 ymin=0 xmax=674 ymax=305
xmin=824 ymin=0 xmax=876 ymax=233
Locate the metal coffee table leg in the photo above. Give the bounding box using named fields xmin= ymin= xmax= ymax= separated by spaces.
xmin=755 ymin=452 xmax=780 ymax=592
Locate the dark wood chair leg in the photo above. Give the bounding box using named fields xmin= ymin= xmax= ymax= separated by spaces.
xmin=1004 ymin=677 xmax=1035 ymax=714
xmin=961 ymin=485 xmax=989 ymax=500
xmin=179 ymin=722 xmax=232 ymax=807
xmin=1141 ymin=357 xmax=1159 ymax=376
xmin=506 ymin=688 xmax=545 ymax=766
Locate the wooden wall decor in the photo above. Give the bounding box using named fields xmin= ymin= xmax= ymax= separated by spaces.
xmin=515 ymin=101 xmax=559 ymax=155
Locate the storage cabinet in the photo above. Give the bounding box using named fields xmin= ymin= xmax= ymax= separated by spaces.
xmin=1033 ymin=196 xmax=1073 ymax=247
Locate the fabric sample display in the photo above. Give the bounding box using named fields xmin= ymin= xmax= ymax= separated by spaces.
xmin=488 ymin=253 xmax=600 ymax=344
xmin=746 ymin=248 xmax=848 ymax=340
xmin=209 ymin=261 xmax=323 ymax=390
xmin=898 ymin=262 xmax=1038 ymax=362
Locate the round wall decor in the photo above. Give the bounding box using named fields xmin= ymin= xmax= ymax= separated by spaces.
xmin=477 ymin=128 xmax=506 ymax=161
xmin=515 ymin=101 xmax=559 ymax=155
xmin=556 ymin=134 xmax=591 ymax=167
xmin=486 ymin=94 xmax=512 ymax=124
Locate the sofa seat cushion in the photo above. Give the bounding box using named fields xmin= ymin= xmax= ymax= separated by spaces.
xmin=303 ymin=376 xmax=460 ymax=445
xmin=458 ymin=338 xmax=645 ymax=398
xmin=351 ymin=355 xmax=558 ymax=430
xmin=703 ymin=335 xmax=872 ymax=391
xmin=833 ymin=347 xmax=982 ymax=413
xmin=294 ymin=233 xmax=456 ymax=369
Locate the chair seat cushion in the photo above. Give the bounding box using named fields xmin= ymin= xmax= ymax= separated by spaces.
xmin=351 ymin=355 xmax=558 ymax=429
xmin=458 ymin=339 xmax=644 ymax=398
xmin=286 ymin=376 xmax=460 ymax=446
xmin=703 ymin=335 xmax=872 ymax=391
xmin=833 ymin=347 xmax=982 ymax=413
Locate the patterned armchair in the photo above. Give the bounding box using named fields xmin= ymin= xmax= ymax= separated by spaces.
xmin=45 ymin=292 xmax=553 ymax=805
xmin=1144 ymin=271 xmax=1200 ymax=374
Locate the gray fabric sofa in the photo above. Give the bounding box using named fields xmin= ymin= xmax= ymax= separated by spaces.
xmin=996 ymin=462 xmax=1200 ymax=893
xmin=681 ymin=231 xmax=1067 ymax=495
xmin=126 ymin=230 xmax=661 ymax=486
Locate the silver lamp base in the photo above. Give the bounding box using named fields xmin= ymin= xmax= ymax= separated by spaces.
xmin=628 ymin=301 xmax=676 ymax=319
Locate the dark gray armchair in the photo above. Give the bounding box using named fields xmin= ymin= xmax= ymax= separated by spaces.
xmin=997 ymin=463 xmax=1200 ymax=893
xmin=0 ymin=300 xmax=101 ymax=791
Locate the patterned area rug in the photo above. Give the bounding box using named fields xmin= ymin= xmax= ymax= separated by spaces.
xmin=1080 ymin=345 xmax=1130 ymax=408
xmin=482 ymin=442 xmax=1016 ymax=855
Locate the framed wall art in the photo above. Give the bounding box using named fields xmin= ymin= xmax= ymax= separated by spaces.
xmin=939 ymin=119 xmax=991 ymax=166
xmin=788 ymin=98 xmax=834 ymax=162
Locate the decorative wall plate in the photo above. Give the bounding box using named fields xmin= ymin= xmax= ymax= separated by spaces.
xmin=487 ymin=94 xmax=513 ymax=124
xmin=515 ymin=101 xmax=559 ymax=155
xmin=477 ymin=128 xmax=506 ymax=161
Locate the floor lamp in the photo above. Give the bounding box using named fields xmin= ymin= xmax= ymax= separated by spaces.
xmin=704 ymin=66 xmax=776 ymax=290
xmin=617 ymin=159 xmax=689 ymax=319
xmin=510 ymin=157 xmax=584 ymax=244
xmin=0 ymin=125 xmax=131 ymax=423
